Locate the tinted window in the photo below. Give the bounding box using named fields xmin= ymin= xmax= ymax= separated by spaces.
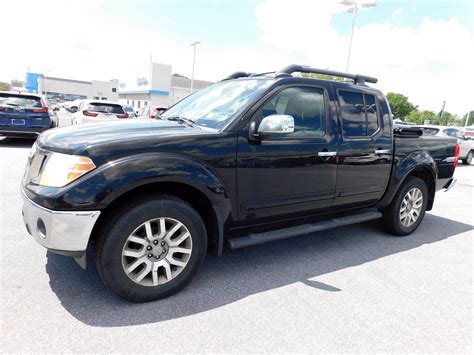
xmin=420 ymin=127 xmax=439 ymax=136
xmin=0 ymin=93 xmax=42 ymax=108
xmin=339 ymin=91 xmax=366 ymax=136
xmin=87 ymin=103 xmax=125 ymax=114
xmin=338 ymin=91 xmax=379 ymax=137
xmin=259 ymin=86 xmax=326 ymax=137
xmin=365 ymin=94 xmax=378 ymax=135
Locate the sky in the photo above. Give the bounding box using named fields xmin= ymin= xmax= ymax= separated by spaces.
xmin=1 ymin=0 xmax=473 ymax=114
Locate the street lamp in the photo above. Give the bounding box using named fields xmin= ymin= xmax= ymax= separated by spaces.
xmin=190 ymin=41 xmax=201 ymax=93
xmin=340 ymin=0 xmax=377 ymax=72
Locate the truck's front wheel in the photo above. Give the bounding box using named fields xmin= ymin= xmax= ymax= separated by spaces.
xmin=95 ymin=196 xmax=207 ymax=302
xmin=382 ymin=177 xmax=428 ymax=236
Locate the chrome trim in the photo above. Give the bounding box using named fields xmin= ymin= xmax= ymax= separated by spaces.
xmin=374 ymin=149 xmax=391 ymax=154
xmin=0 ymin=130 xmax=40 ymax=135
xmin=444 ymin=178 xmax=457 ymax=192
xmin=318 ymin=151 xmax=337 ymax=157
xmin=21 ymin=189 xmax=100 ymax=254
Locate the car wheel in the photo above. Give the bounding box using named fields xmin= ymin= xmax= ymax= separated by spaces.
xmin=95 ymin=195 xmax=207 ymax=302
xmin=381 ymin=177 xmax=428 ymax=236
xmin=462 ymin=151 xmax=472 ymax=165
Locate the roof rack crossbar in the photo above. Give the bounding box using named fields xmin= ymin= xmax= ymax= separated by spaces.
xmin=276 ymin=64 xmax=378 ymax=84
xmin=221 ymin=71 xmax=254 ymax=81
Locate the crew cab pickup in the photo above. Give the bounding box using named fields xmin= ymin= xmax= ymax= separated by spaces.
xmin=21 ymin=65 xmax=459 ymax=302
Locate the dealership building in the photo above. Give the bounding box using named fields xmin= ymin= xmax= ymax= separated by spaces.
xmin=118 ymin=63 xmax=213 ymax=110
xmin=24 ymin=62 xmax=213 ymax=109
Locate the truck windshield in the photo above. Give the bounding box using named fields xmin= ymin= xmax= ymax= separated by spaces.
xmin=161 ymin=79 xmax=273 ymax=129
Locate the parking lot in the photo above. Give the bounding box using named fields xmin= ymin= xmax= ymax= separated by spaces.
xmin=1 ymin=137 xmax=472 ymax=353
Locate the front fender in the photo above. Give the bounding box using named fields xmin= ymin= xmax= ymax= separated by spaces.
xmin=377 ymin=150 xmax=437 ymax=209
xmin=54 ymin=152 xmax=230 ymax=213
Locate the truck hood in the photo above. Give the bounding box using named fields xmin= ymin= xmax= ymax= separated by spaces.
xmin=37 ymin=119 xmax=205 ymax=155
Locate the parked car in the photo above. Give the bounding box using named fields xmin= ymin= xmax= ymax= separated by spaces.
xmin=415 ymin=125 xmax=473 ymax=165
xmin=64 ymin=99 xmax=83 ymax=113
xmin=21 ymin=64 xmax=459 ymax=302
xmin=0 ymin=91 xmax=57 ymax=138
xmin=136 ymin=105 xmax=167 ymax=119
xmin=123 ymin=105 xmax=137 ymax=118
xmin=71 ymin=100 xmax=129 ymax=125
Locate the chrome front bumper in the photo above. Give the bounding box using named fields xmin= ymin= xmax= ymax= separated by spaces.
xmin=22 ymin=190 xmax=100 ymax=257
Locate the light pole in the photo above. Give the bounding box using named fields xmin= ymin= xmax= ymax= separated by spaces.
xmin=190 ymin=41 xmax=201 ymax=93
xmin=340 ymin=0 xmax=377 ymax=72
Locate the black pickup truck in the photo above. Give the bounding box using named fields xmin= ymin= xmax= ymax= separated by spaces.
xmin=21 ymin=65 xmax=459 ymax=302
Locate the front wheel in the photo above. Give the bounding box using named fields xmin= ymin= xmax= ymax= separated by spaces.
xmin=462 ymin=151 xmax=472 ymax=165
xmin=95 ymin=195 xmax=207 ymax=302
xmin=382 ymin=177 xmax=428 ymax=236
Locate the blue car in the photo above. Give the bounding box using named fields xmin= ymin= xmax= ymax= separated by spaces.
xmin=0 ymin=91 xmax=57 ymax=138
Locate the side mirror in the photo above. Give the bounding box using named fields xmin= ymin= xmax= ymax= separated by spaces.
xmin=256 ymin=114 xmax=294 ymax=139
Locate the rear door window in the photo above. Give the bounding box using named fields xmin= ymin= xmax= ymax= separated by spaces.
xmin=338 ymin=91 xmax=380 ymax=137
xmin=0 ymin=93 xmax=42 ymax=108
xmin=87 ymin=103 xmax=125 ymax=115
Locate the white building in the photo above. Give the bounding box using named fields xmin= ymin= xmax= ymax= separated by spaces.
xmin=119 ymin=63 xmax=213 ymax=110
xmin=37 ymin=77 xmax=119 ymax=102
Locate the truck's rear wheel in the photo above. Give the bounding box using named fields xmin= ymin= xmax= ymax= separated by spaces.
xmin=382 ymin=177 xmax=428 ymax=236
xmin=95 ymin=195 xmax=207 ymax=302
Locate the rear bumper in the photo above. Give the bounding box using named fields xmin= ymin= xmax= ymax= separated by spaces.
xmin=443 ymin=178 xmax=457 ymax=192
xmin=0 ymin=126 xmax=47 ymax=137
xmin=21 ymin=189 xmax=100 ymax=257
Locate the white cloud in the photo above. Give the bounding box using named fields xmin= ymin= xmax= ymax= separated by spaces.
xmin=1 ymin=0 xmax=472 ymax=115
xmin=256 ymin=0 xmax=474 ymax=115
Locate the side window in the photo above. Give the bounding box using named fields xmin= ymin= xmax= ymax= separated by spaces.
xmin=338 ymin=91 xmax=366 ymax=136
xmin=258 ymin=86 xmax=326 ymax=137
xmin=338 ymin=91 xmax=379 ymax=137
xmin=365 ymin=94 xmax=378 ymax=135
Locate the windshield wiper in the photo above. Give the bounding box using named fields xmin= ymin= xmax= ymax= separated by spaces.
xmin=166 ymin=116 xmax=198 ymax=127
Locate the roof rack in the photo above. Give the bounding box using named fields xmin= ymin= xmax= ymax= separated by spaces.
xmin=275 ymin=64 xmax=378 ymax=85
xmin=221 ymin=71 xmax=254 ymax=81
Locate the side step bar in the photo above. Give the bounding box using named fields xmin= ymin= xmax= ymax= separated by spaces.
xmin=227 ymin=210 xmax=382 ymax=250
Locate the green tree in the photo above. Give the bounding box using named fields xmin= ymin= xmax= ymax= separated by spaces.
xmin=0 ymin=81 xmax=10 ymax=91
xmin=386 ymin=92 xmax=416 ymax=120
xmin=462 ymin=111 xmax=474 ymax=126
xmin=406 ymin=110 xmax=439 ymax=125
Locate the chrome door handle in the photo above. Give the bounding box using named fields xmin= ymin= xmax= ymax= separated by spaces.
xmin=318 ymin=151 xmax=337 ymax=157
xmin=375 ymin=149 xmax=391 ymax=154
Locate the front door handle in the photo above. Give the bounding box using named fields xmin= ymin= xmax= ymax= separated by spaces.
xmin=374 ymin=149 xmax=391 ymax=155
xmin=318 ymin=151 xmax=337 ymax=157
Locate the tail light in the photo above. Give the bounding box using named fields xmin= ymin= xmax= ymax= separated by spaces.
xmin=116 ymin=113 xmax=129 ymax=119
xmin=454 ymin=143 xmax=460 ymax=168
xmin=83 ymin=110 xmax=98 ymax=117
xmin=33 ymin=99 xmax=49 ymax=113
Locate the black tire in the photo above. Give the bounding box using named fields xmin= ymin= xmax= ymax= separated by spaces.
xmin=462 ymin=151 xmax=472 ymax=165
xmin=95 ymin=195 xmax=207 ymax=302
xmin=381 ymin=177 xmax=428 ymax=236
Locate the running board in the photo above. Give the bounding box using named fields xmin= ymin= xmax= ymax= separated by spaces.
xmin=227 ymin=210 xmax=382 ymax=250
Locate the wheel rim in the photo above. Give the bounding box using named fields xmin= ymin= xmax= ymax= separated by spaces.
xmin=121 ymin=217 xmax=192 ymax=287
xmin=399 ymin=187 xmax=423 ymax=227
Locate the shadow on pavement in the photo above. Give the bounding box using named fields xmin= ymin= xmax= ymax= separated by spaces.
xmin=45 ymin=213 xmax=472 ymax=327
xmin=0 ymin=137 xmax=35 ymax=148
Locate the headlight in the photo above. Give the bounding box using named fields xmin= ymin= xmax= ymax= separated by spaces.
xmin=38 ymin=152 xmax=96 ymax=187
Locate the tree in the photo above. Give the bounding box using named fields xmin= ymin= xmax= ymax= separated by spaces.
xmin=0 ymin=81 xmax=10 ymax=91
xmin=463 ymin=111 xmax=474 ymax=126
xmin=386 ymin=92 xmax=416 ymax=120
xmin=406 ymin=110 xmax=439 ymax=125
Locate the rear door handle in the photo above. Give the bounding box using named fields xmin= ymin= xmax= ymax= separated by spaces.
xmin=374 ymin=149 xmax=391 ymax=155
xmin=318 ymin=151 xmax=337 ymax=157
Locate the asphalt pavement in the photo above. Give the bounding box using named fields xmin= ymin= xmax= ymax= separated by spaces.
xmin=1 ymin=135 xmax=472 ymax=353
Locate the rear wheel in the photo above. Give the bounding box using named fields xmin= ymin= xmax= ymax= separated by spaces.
xmin=382 ymin=177 xmax=428 ymax=236
xmin=463 ymin=151 xmax=472 ymax=165
xmin=95 ymin=195 xmax=207 ymax=302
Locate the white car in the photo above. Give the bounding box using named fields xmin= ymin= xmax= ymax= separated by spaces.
xmin=72 ymin=100 xmax=129 ymax=125
xmin=416 ymin=125 xmax=474 ymax=165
